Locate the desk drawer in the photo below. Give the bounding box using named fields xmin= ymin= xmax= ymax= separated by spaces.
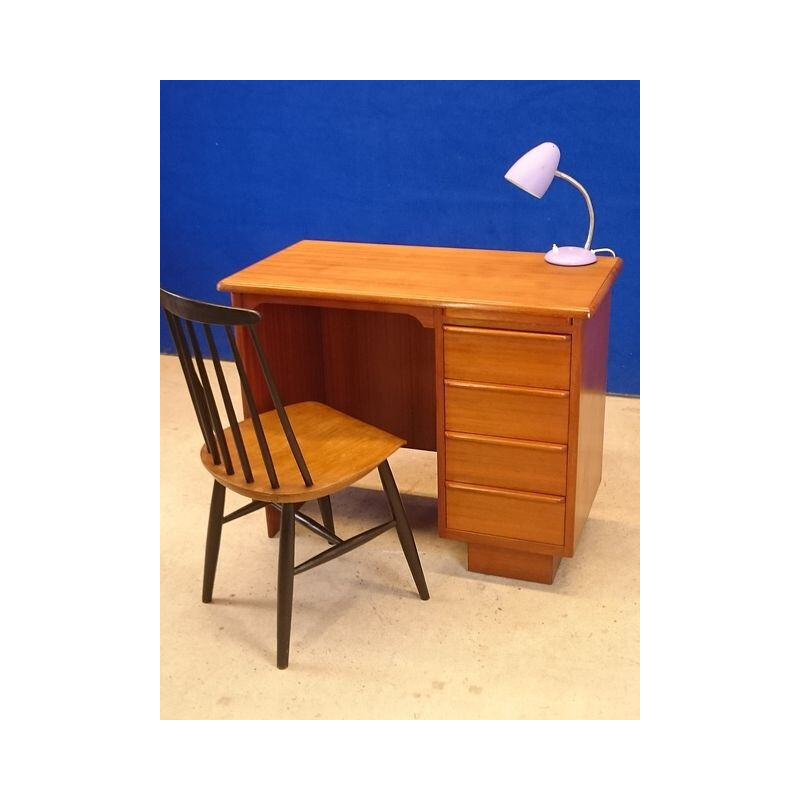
xmin=444 ymin=326 xmax=570 ymax=390
xmin=446 ymin=482 xmax=565 ymax=546
xmin=445 ymin=380 xmax=569 ymax=443
xmin=445 ymin=431 xmax=567 ymax=495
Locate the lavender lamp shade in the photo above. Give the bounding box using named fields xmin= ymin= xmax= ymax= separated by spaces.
xmin=504 ymin=142 xmax=561 ymax=198
xmin=504 ymin=140 xmax=607 ymax=267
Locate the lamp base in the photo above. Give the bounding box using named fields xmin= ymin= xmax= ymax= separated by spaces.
xmin=544 ymin=245 xmax=597 ymax=266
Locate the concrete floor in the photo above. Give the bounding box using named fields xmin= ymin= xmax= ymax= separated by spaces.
xmin=160 ymin=355 xmax=639 ymax=719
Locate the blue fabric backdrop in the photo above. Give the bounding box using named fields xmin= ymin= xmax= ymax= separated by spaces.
xmin=161 ymin=80 xmax=639 ymax=394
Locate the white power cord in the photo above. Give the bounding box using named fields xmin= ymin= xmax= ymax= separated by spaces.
xmin=592 ymin=247 xmax=617 ymax=257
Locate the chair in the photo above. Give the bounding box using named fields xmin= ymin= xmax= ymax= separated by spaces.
xmin=161 ymin=288 xmax=429 ymax=668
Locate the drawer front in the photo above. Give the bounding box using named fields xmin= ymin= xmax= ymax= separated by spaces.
xmin=446 ymin=482 xmax=565 ymax=546
xmin=445 ymin=380 xmax=569 ymax=443
xmin=445 ymin=431 xmax=567 ymax=495
xmin=444 ymin=326 xmax=571 ymax=390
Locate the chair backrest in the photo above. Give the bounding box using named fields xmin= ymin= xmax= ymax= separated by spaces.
xmin=160 ymin=288 xmax=313 ymax=489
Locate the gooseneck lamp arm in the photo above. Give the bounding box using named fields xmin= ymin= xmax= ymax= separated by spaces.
xmin=554 ymin=170 xmax=594 ymax=250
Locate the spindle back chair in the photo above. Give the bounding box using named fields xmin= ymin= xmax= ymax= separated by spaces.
xmin=161 ymin=288 xmax=429 ymax=668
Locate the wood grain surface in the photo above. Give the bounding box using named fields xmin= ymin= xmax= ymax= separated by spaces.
xmin=219 ymin=240 xmax=621 ymax=319
xmin=200 ymin=401 xmax=404 ymax=503
xmin=445 ymin=431 xmax=567 ymax=496
xmin=446 ymin=482 xmax=565 ymax=546
xmin=445 ymin=380 xmax=570 ymax=443
xmin=444 ymin=325 xmax=571 ymax=389
xmin=572 ymin=291 xmax=611 ymax=552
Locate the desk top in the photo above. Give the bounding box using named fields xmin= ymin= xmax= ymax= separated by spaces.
xmin=218 ymin=240 xmax=622 ymax=319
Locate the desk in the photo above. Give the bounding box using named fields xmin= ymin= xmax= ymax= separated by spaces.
xmin=219 ymin=240 xmax=622 ymax=584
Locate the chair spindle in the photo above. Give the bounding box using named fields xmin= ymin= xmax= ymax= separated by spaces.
xmin=165 ymin=311 xmax=219 ymax=463
xmin=225 ymin=325 xmax=280 ymax=489
xmin=203 ymin=325 xmax=254 ymax=483
xmin=186 ymin=321 xmax=235 ymax=475
xmin=247 ymin=326 xmax=313 ymax=487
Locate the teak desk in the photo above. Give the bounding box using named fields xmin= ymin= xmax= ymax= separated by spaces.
xmin=219 ymin=240 xmax=622 ymax=584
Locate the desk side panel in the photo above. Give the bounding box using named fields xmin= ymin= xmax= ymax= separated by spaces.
xmin=568 ymin=291 xmax=611 ymax=555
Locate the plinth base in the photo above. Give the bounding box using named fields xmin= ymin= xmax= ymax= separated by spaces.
xmin=467 ymin=543 xmax=563 ymax=585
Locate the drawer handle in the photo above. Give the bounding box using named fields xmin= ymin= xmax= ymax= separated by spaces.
xmin=444 ymin=325 xmax=569 ymax=342
xmin=445 ymin=379 xmax=569 ymax=399
xmin=447 ymin=481 xmax=566 ymax=504
xmin=445 ymin=431 xmax=567 ymax=452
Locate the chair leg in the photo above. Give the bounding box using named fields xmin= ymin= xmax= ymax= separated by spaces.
xmin=377 ymin=460 xmax=430 ymax=601
xmin=318 ymin=496 xmax=335 ymax=534
xmin=276 ymin=503 xmax=296 ymax=669
xmin=202 ymin=480 xmax=226 ymax=603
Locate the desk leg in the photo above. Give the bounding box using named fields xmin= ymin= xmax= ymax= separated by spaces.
xmin=266 ymin=502 xmax=307 ymax=537
xmin=467 ymin=544 xmax=562 ymax=585
xmin=266 ymin=505 xmax=281 ymax=538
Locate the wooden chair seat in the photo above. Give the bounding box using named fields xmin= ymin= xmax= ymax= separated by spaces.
xmin=200 ymin=401 xmax=405 ymax=503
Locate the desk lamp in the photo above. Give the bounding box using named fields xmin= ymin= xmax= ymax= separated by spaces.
xmin=505 ymin=141 xmax=608 ymax=266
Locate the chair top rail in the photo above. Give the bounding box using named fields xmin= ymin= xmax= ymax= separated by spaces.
xmin=161 ymin=288 xmax=260 ymax=326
